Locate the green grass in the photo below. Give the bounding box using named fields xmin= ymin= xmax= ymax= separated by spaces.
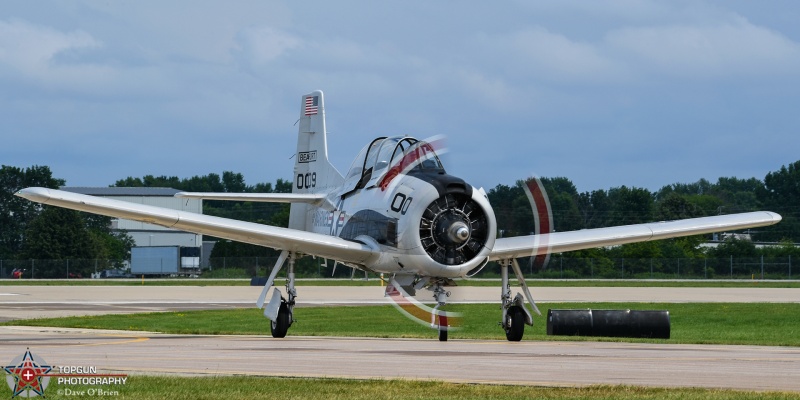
xmin=3 ymin=278 xmax=800 ymax=287
xmin=12 ymin=376 xmax=798 ymax=400
xmin=6 ymin=303 xmax=800 ymax=346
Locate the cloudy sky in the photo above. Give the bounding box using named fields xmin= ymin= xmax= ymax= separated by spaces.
xmin=2 ymin=1 xmax=799 ymax=193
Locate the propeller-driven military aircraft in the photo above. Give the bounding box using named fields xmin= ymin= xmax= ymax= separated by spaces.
xmin=16 ymin=90 xmax=782 ymax=341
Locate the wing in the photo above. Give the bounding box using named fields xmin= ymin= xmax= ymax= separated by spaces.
xmin=175 ymin=192 xmax=326 ymax=204
xmin=489 ymin=211 xmax=782 ymax=261
xmin=15 ymin=187 xmax=378 ymax=265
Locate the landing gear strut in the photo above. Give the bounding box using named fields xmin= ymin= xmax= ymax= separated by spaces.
xmin=271 ymin=254 xmax=297 ymax=338
xmin=257 ymin=251 xmax=297 ymax=338
xmin=386 ymin=276 xmax=462 ymax=342
xmin=430 ymin=280 xmax=451 ymax=341
xmin=499 ymin=259 xmax=540 ymax=341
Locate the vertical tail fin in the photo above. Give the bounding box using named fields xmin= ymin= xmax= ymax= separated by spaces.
xmin=289 ymin=90 xmax=344 ymax=230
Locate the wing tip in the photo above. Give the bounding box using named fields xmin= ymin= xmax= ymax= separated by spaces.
xmin=765 ymin=211 xmax=783 ymax=224
xmin=14 ymin=187 xmax=52 ymax=203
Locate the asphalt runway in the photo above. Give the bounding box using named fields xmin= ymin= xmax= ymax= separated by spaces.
xmin=1 ymin=285 xmax=799 ymax=391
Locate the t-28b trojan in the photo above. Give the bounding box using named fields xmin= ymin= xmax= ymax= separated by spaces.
xmin=16 ymin=90 xmax=782 ymax=341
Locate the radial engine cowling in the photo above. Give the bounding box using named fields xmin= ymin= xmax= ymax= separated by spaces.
xmin=418 ymin=191 xmax=494 ymax=270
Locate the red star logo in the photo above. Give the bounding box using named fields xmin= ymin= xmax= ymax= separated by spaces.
xmin=4 ymin=349 xmax=52 ymax=398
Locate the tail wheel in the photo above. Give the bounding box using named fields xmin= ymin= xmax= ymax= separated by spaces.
xmin=420 ymin=193 xmax=488 ymax=265
xmin=505 ymin=306 xmax=525 ymax=342
xmin=270 ymin=301 xmax=291 ymax=338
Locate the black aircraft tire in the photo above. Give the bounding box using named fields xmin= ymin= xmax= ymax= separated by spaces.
xmin=505 ymin=306 xmax=525 ymax=342
xmin=270 ymin=302 xmax=290 ymax=338
xmin=439 ymin=328 xmax=448 ymax=342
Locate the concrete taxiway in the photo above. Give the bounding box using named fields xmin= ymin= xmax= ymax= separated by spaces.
xmin=1 ymin=285 xmax=799 ymax=391
xmin=0 ymin=326 xmax=798 ymax=391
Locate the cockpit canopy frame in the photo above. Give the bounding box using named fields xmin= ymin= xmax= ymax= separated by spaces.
xmin=343 ymin=136 xmax=444 ymax=195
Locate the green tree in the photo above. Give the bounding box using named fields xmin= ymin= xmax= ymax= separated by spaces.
xmin=0 ymin=165 xmax=64 ymax=259
xmin=488 ymin=183 xmax=527 ymax=237
xmin=656 ymin=192 xmax=705 ymax=221
xmin=540 ymin=177 xmax=583 ymax=233
xmin=489 ymin=177 xmax=583 ymax=236
xmin=758 ymin=160 xmax=800 ymax=242
xmin=577 ymin=189 xmax=612 ymax=229
xmin=607 ymin=186 xmax=654 ymax=225
xmin=707 ymin=238 xmax=758 ymax=259
xmin=656 ymin=177 xmax=763 ymax=215
xmin=713 ymin=177 xmax=764 ymax=213
xmin=222 ymin=171 xmax=247 ymax=193
xmin=20 ymin=207 xmax=99 ymax=275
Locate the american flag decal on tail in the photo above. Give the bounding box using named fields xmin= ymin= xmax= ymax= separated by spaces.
xmin=304 ymin=96 xmax=319 ymax=116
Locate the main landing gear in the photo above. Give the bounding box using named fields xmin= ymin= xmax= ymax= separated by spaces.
xmin=256 ymin=251 xmax=296 ymax=338
xmin=499 ymin=259 xmax=541 ymax=341
xmin=270 ymin=300 xmax=291 ymax=338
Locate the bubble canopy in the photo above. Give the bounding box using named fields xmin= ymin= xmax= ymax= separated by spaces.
xmin=343 ymin=136 xmax=444 ymax=191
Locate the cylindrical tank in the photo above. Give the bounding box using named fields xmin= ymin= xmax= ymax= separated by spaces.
xmin=547 ymin=309 xmax=670 ymax=339
xmin=546 ymin=309 xmax=593 ymax=336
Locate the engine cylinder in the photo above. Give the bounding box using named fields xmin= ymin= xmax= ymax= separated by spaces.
xmin=419 ymin=193 xmax=489 ymax=265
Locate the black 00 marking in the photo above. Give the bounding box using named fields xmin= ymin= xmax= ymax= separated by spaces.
xmin=390 ymin=193 xmax=405 ymax=212
xmin=391 ymin=193 xmax=412 ymax=215
xmin=401 ymin=196 xmax=413 ymax=214
xmin=296 ymin=172 xmax=318 ymax=189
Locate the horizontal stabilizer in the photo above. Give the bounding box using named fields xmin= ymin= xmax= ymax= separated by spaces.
xmin=175 ymin=192 xmax=326 ymax=204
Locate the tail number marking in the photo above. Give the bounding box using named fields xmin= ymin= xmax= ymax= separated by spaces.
xmin=296 ymin=172 xmax=317 ymax=189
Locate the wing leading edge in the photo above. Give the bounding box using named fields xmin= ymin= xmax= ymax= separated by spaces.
xmin=15 ymin=187 xmax=378 ymax=265
xmin=489 ymin=211 xmax=782 ymax=261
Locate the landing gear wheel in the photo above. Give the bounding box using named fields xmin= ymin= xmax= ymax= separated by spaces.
xmin=270 ymin=301 xmax=291 ymax=338
xmin=438 ymin=328 xmax=448 ymax=342
xmin=505 ymin=305 xmax=524 ymax=342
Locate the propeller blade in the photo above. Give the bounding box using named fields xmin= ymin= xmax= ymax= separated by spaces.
xmin=523 ymin=176 xmax=553 ymax=268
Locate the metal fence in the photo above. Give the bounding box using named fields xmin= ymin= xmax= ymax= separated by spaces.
xmin=507 ymin=256 xmax=794 ymax=280
xmin=0 ymin=256 xmax=794 ymax=280
xmin=0 ymin=259 xmax=127 ymax=279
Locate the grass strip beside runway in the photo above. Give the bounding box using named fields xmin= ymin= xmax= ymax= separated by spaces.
xmin=19 ymin=376 xmax=800 ymax=400
xmin=6 ymin=303 xmax=800 ymax=346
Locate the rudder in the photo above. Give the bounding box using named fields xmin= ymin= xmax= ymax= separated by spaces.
xmin=289 ymin=90 xmax=343 ymax=230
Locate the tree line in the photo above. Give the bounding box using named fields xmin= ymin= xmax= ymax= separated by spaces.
xmin=0 ymin=166 xmax=134 ymax=275
xmin=486 ymin=162 xmax=800 ymax=269
xmin=2 ymin=160 xmax=799 ymax=276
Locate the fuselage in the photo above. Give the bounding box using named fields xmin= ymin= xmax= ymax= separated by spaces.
xmin=304 ymin=136 xmax=497 ymax=278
